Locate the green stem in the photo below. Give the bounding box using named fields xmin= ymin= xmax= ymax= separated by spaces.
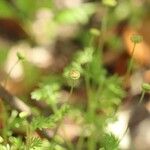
xmin=99 ymin=7 xmax=108 ymax=55
xmin=88 ymin=133 xmax=96 ymax=150
xmin=139 ymin=91 xmax=145 ymax=104
xmin=26 ymin=123 xmax=32 ymax=150
xmin=127 ymin=43 xmax=136 ymax=75
xmin=66 ymin=83 xmax=74 ymax=103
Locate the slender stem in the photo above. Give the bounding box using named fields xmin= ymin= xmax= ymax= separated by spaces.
xmin=4 ymin=59 xmax=20 ymax=88
xmin=26 ymin=123 xmax=31 ymax=150
xmin=99 ymin=7 xmax=108 ymax=55
xmin=88 ymin=133 xmax=96 ymax=150
xmin=139 ymin=91 xmax=145 ymax=104
xmin=127 ymin=43 xmax=136 ymax=76
xmin=66 ymin=82 xmax=74 ymax=102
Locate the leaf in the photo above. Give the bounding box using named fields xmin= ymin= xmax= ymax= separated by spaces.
xmin=30 ymin=137 xmax=42 ymax=149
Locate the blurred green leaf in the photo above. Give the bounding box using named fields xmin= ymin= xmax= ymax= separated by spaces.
xmin=74 ymin=47 xmax=94 ymax=65
xmin=0 ymin=0 xmax=15 ymax=17
xmin=55 ymin=3 xmax=96 ymax=24
xmin=101 ymin=133 xmax=119 ymax=150
xmin=29 ymin=137 xmax=42 ymax=149
xmin=14 ymin=0 xmax=38 ymax=18
xmin=31 ymin=83 xmax=60 ymax=106
xmin=0 ymin=49 xmax=8 ymax=66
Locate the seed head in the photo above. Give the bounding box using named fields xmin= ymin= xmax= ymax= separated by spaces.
xmin=130 ymin=34 xmax=143 ymax=44
xmin=69 ymin=69 xmax=80 ymax=80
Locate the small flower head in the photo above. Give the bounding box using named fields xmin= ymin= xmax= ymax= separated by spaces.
xmin=69 ymin=69 xmax=80 ymax=80
xmin=130 ymin=34 xmax=143 ymax=44
xmin=142 ymin=83 xmax=150 ymax=92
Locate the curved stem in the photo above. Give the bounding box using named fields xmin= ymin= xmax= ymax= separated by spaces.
xmin=4 ymin=59 xmax=20 ymax=88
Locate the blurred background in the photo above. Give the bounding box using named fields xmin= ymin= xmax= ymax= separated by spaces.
xmin=0 ymin=0 xmax=150 ymax=149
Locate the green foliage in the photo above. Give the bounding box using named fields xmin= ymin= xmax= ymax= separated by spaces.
xmin=31 ymin=105 xmax=69 ymax=130
xmin=15 ymin=0 xmax=38 ymax=18
xmin=74 ymin=47 xmax=94 ymax=65
xmin=55 ymin=3 xmax=96 ymax=24
xmin=9 ymin=137 xmax=25 ymax=150
xmin=0 ymin=0 xmax=15 ymax=18
xmin=29 ymin=137 xmax=42 ymax=149
xmin=101 ymin=133 xmax=119 ymax=150
xmin=31 ymin=83 xmax=60 ymax=106
xmin=0 ymin=0 xmax=147 ymax=149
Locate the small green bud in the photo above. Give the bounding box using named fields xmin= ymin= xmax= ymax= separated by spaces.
xmin=130 ymin=34 xmax=143 ymax=44
xmin=102 ymin=0 xmax=117 ymax=7
xmin=90 ymin=28 xmax=100 ymax=36
xmin=69 ymin=69 xmax=80 ymax=80
xmin=17 ymin=52 xmax=25 ymax=61
xmin=142 ymin=83 xmax=150 ymax=92
xmin=19 ymin=111 xmax=29 ymax=118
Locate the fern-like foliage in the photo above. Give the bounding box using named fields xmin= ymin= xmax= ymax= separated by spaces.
xmin=31 ymin=105 xmax=70 ymax=130
xmin=29 ymin=137 xmax=42 ymax=149
xmin=101 ymin=133 xmax=119 ymax=150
